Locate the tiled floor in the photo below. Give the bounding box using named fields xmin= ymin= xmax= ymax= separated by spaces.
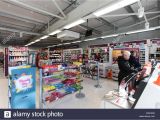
xmin=0 ymin=67 xmax=8 ymax=108
xmin=0 ymin=66 xmax=118 ymax=109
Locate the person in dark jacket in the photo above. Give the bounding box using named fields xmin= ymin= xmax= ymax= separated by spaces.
xmin=129 ymin=51 xmax=141 ymax=70
xmin=117 ymin=51 xmax=138 ymax=85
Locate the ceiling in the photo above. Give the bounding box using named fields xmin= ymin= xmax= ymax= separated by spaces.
xmin=0 ymin=0 xmax=159 ymax=47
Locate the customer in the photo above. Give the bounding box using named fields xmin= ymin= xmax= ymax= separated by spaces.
xmin=129 ymin=51 xmax=141 ymax=70
xmin=117 ymin=51 xmax=138 ymax=85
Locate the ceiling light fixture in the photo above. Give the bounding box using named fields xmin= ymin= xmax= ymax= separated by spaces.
xmin=93 ymin=0 xmax=139 ymax=17
xmin=35 ymin=39 xmax=41 ymax=42
xmin=71 ymin=41 xmax=82 ymax=43
xmin=101 ymin=34 xmax=119 ymax=39
xmin=126 ymin=26 xmax=156 ymax=35
xmin=138 ymin=7 xmax=144 ymax=18
xmin=84 ymin=26 xmax=160 ymax=42
xmin=63 ymin=19 xmax=86 ymax=29
xmin=63 ymin=43 xmax=71 ymax=45
xmin=84 ymin=38 xmax=97 ymax=41
xmin=40 ymin=35 xmax=49 ymax=39
xmin=57 ymin=44 xmax=63 ymax=46
xmin=49 ymin=30 xmax=62 ymax=35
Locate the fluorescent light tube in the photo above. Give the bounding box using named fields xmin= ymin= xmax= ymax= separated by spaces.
xmin=49 ymin=30 xmax=61 ymax=35
xmin=126 ymin=27 xmax=158 ymax=35
xmin=57 ymin=44 xmax=63 ymax=46
xmin=84 ymin=38 xmax=97 ymax=41
xmin=72 ymin=41 xmax=82 ymax=43
xmin=101 ymin=34 xmax=118 ymax=38
xmin=48 ymin=45 xmax=56 ymax=47
xmin=63 ymin=43 xmax=71 ymax=45
xmin=35 ymin=39 xmax=41 ymax=42
xmin=40 ymin=35 xmax=49 ymax=39
xmin=31 ymin=41 xmax=35 ymax=44
xmin=63 ymin=19 xmax=85 ymax=29
xmin=93 ymin=0 xmax=139 ymax=17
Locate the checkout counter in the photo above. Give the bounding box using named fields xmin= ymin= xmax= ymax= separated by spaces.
xmin=102 ymin=62 xmax=160 ymax=109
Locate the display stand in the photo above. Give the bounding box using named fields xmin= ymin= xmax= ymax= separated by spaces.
xmin=40 ymin=64 xmax=84 ymax=108
xmin=8 ymin=65 xmax=36 ymax=109
xmin=94 ymin=61 xmax=101 ymax=88
xmin=74 ymin=63 xmax=85 ymax=99
xmin=88 ymin=61 xmax=101 ymax=88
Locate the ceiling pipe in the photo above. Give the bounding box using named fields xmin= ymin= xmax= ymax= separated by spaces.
xmin=101 ymin=11 xmax=160 ymax=17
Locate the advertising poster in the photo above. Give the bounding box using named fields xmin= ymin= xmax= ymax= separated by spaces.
xmin=10 ymin=67 xmax=36 ymax=109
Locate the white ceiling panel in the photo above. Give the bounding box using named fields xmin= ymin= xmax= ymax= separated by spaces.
xmin=103 ymin=8 xmax=130 ymax=23
xmin=82 ymin=19 xmax=103 ymax=28
xmin=0 ymin=0 xmax=51 ymax=23
xmin=17 ymin=0 xmax=68 ymax=16
xmin=113 ymin=17 xmax=135 ymax=27
xmin=94 ymin=25 xmax=113 ymax=32
xmin=70 ymin=26 xmax=86 ymax=34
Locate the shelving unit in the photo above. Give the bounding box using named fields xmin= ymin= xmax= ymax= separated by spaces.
xmin=49 ymin=49 xmax=63 ymax=64
xmin=149 ymin=47 xmax=160 ymax=62
xmin=89 ymin=47 xmax=109 ymax=62
xmin=139 ymin=48 xmax=145 ymax=65
xmin=38 ymin=49 xmax=49 ymax=67
xmin=83 ymin=49 xmax=89 ymax=63
xmin=8 ymin=46 xmax=28 ymax=67
xmin=63 ymin=48 xmax=83 ymax=63
xmin=40 ymin=64 xmax=83 ymax=108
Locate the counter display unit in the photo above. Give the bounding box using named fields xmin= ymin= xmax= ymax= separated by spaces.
xmin=102 ymin=62 xmax=153 ymax=109
xmin=40 ymin=64 xmax=83 ymax=108
xmin=135 ymin=63 xmax=160 ymax=108
xmin=99 ymin=62 xmax=111 ymax=78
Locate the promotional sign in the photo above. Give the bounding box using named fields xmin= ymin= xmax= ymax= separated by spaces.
xmin=10 ymin=67 xmax=36 ymax=109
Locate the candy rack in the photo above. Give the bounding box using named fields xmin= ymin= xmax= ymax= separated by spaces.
xmin=40 ymin=64 xmax=83 ymax=108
